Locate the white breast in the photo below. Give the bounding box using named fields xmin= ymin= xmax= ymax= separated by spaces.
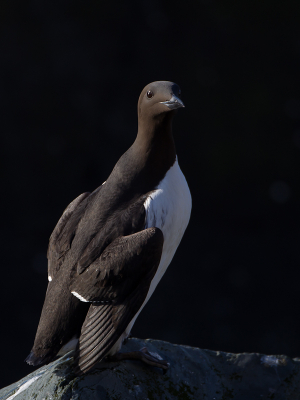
xmin=127 ymin=160 xmax=190 ymax=328
xmin=143 ymin=158 xmax=192 ymax=300
xmin=108 ymin=158 xmax=191 ymax=356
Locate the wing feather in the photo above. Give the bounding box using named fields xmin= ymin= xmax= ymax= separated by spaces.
xmin=47 ymin=192 xmax=90 ymax=280
xmin=80 ymin=310 xmax=113 ymax=347
xmin=70 ymin=228 xmax=163 ymax=303
xmin=73 ymin=227 xmax=164 ymax=375
xmin=83 ymin=304 xmax=111 ymax=330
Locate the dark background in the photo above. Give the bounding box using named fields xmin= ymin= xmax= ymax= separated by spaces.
xmin=1 ymin=0 xmax=300 ymax=388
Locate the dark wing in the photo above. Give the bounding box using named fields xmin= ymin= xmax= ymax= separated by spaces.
xmin=70 ymin=227 xmax=164 ymax=375
xmin=76 ymin=196 xmax=148 ymax=275
xmin=47 ymin=192 xmax=90 ymax=281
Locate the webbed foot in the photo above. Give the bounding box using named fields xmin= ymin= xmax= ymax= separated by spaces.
xmin=109 ymin=347 xmax=169 ymax=372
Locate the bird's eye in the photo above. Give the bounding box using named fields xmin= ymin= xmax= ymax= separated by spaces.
xmin=147 ymin=90 xmax=154 ymax=99
xmin=178 ymin=89 xmax=181 ymax=96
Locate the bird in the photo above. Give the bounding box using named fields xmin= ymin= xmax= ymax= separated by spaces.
xmin=25 ymin=81 xmax=192 ymax=375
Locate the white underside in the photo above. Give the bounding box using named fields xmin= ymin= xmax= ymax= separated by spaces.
xmin=107 ymin=158 xmax=191 ymax=356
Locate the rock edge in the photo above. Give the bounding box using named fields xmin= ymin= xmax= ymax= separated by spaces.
xmin=1 ymin=338 xmax=300 ymax=400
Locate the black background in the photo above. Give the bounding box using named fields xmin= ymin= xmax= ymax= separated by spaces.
xmin=1 ymin=0 xmax=300 ymax=388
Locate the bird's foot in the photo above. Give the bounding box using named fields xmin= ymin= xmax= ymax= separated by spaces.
xmin=109 ymin=347 xmax=169 ymax=372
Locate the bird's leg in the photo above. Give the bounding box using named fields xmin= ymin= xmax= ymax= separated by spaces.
xmin=108 ymin=347 xmax=169 ymax=372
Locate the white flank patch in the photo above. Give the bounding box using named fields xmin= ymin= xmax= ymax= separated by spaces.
xmin=6 ymin=370 xmax=46 ymax=400
xmin=48 ymin=275 xmax=52 ymax=282
xmin=107 ymin=158 xmax=192 ymax=356
xmin=71 ymin=291 xmax=89 ymax=302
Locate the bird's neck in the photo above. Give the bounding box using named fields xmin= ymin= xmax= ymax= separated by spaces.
xmin=133 ymin=113 xmax=176 ymax=169
xmin=106 ymin=113 xmax=177 ymax=199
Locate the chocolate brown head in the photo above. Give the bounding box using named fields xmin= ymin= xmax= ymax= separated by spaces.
xmin=137 ymin=81 xmax=184 ymax=122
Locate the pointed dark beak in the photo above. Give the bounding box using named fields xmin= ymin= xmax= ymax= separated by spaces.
xmin=160 ymin=94 xmax=185 ymax=110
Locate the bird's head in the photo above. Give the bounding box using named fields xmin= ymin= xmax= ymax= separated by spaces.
xmin=137 ymin=81 xmax=184 ymax=122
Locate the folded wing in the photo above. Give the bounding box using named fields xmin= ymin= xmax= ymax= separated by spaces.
xmin=70 ymin=227 xmax=164 ymax=375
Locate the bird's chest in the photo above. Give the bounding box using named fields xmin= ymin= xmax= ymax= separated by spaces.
xmin=143 ymin=160 xmax=191 ymax=293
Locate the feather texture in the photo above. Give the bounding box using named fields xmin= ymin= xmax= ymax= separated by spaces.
xmin=72 ymin=228 xmax=163 ymax=374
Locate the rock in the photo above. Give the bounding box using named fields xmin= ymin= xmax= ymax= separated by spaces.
xmin=1 ymin=338 xmax=300 ymax=399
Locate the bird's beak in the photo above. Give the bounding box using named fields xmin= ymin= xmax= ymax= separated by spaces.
xmin=160 ymin=94 xmax=185 ymax=110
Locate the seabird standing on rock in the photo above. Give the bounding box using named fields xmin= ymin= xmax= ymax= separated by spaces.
xmin=26 ymin=81 xmax=192 ymax=375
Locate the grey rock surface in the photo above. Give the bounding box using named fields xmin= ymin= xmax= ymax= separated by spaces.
xmin=1 ymin=338 xmax=300 ymax=400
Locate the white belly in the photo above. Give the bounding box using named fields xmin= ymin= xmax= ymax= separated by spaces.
xmin=143 ymin=159 xmax=192 ymax=303
xmin=108 ymin=158 xmax=191 ymax=355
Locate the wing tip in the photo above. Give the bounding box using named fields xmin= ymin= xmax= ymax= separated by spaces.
xmin=25 ymin=351 xmax=45 ymax=366
xmin=72 ymin=355 xmax=104 ymax=376
xmin=73 ymin=364 xmax=86 ymax=376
